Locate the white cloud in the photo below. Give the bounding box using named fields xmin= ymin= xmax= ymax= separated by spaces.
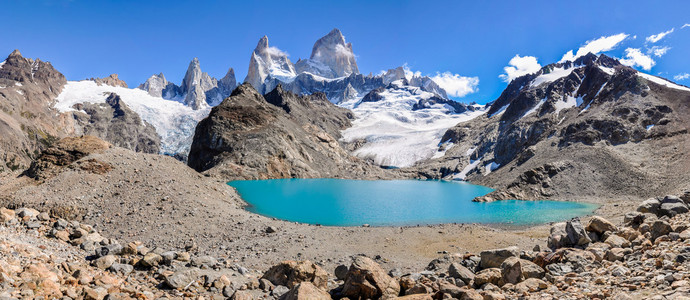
xmin=559 ymin=33 xmax=629 ymax=63
xmin=498 ymin=55 xmax=542 ymax=82
xmin=265 ymin=46 xmax=289 ymax=57
xmin=674 ymin=73 xmax=690 ymax=81
xmin=620 ymin=48 xmax=656 ymax=70
xmin=402 ymin=64 xmax=421 ymax=80
xmin=334 ymin=44 xmax=355 ymax=58
xmin=646 ymin=28 xmax=674 ymax=43
xmin=430 ymin=72 xmax=480 ymax=98
xmin=648 ymin=46 xmax=671 ymax=57
xmin=683 ymin=24 xmax=690 ymax=29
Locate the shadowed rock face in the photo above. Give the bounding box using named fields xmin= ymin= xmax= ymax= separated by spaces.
xmin=71 ymin=93 xmax=161 ymax=154
xmin=187 ymin=84 xmax=395 ymax=180
xmin=414 ymin=53 xmax=690 ymax=202
xmin=0 ymin=50 xmax=67 ymax=171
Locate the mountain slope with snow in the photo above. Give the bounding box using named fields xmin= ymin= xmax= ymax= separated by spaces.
xmin=56 ymin=81 xmax=210 ymax=159
xmin=414 ymin=53 xmax=690 ymax=203
xmin=341 ymin=81 xmax=483 ymax=167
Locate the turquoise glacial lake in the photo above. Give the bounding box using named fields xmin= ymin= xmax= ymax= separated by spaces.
xmin=228 ymin=179 xmax=598 ymax=227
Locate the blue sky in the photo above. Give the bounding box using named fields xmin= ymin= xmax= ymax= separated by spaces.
xmin=1 ymin=0 xmax=689 ymax=104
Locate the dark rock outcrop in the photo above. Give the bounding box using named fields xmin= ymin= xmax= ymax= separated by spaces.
xmin=188 ymin=84 xmax=393 ymax=180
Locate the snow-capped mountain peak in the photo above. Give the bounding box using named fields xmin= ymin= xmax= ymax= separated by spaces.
xmin=295 ymin=28 xmax=359 ymax=79
xmin=244 ymin=36 xmax=297 ymax=93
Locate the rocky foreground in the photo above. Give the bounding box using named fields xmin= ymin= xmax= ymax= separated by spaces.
xmin=2 ymin=191 xmax=690 ymax=299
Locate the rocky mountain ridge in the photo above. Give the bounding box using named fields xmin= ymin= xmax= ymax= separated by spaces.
xmin=138 ymin=58 xmax=237 ymax=109
xmin=0 ymin=50 xmax=67 ymax=171
xmin=415 ymin=53 xmax=690 ymax=203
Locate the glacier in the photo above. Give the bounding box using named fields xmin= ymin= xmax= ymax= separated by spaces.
xmin=55 ymin=81 xmax=210 ymax=158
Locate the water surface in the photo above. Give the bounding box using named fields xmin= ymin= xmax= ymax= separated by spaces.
xmin=228 ymin=179 xmax=598 ymax=227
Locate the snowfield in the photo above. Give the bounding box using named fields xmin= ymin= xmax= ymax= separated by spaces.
xmin=637 ymin=72 xmax=690 ymax=93
xmin=55 ymin=81 xmax=210 ymax=158
xmin=340 ymin=82 xmax=485 ymax=168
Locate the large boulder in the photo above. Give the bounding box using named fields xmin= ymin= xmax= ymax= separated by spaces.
xmin=341 ymin=256 xmax=401 ymax=300
xmin=262 ymin=260 xmax=329 ymax=290
xmin=480 ymin=246 xmax=519 ymax=269
xmin=659 ymin=196 xmax=689 ymax=217
xmin=586 ymin=216 xmax=617 ymax=234
xmin=547 ymin=222 xmax=568 ymax=249
xmin=565 ymin=217 xmax=591 ymax=246
xmin=473 ymin=268 xmax=502 ymax=287
xmin=282 ymin=282 xmax=332 ymax=300
xmin=500 ymin=257 xmax=523 ymax=284
xmin=448 ymin=262 xmax=475 ymax=285
xmin=637 ymin=198 xmax=661 ymax=215
xmin=165 ymin=268 xmax=201 ymax=290
xmin=604 ymin=234 xmax=630 ymax=248
xmin=520 ymin=259 xmax=545 ymax=279
xmin=650 ymin=220 xmax=673 ymax=241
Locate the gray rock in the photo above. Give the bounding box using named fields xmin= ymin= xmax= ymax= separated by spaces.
xmin=604 ymin=235 xmax=630 ymax=248
xmin=295 ymin=29 xmax=359 ymax=79
xmin=448 ymin=262 xmax=475 ymax=285
xmin=520 ymin=259 xmax=545 ymax=279
xmin=93 ymin=255 xmax=117 ymax=270
xmin=191 ymin=255 xmax=217 ymax=268
xmin=500 ymin=257 xmax=524 ymax=284
xmin=659 ymin=202 xmax=689 ymax=217
xmin=140 ymin=252 xmax=163 ymax=268
xmin=161 ymin=251 xmax=177 ymax=265
xmin=165 ymin=268 xmax=201 ymax=290
xmin=545 ymin=263 xmax=573 ymax=276
xmin=334 ymin=264 xmax=348 ymax=281
xmin=623 ymin=212 xmax=645 ymax=226
xmin=637 ymin=198 xmax=661 ymax=215
xmin=25 ymin=221 xmax=41 ymax=229
xmin=16 ymin=208 xmax=38 ymax=219
xmin=650 ymin=220 xmax=673 ymax=241
xmin=108 ymin=263 xmax=134 ymax=276
xmin=53 ymin=219 xmax=69 ymax=230
xmin=480 ymin=246 xmax=519 ymax=268
xmin=272 ymin=285 xmax=290 ymax=297
xmin=95 ymin=244 xmax=123 ymax=258
xmin=547 ymin=222 xmax=568 ymax=249
xmin=611 ymin=266 xmax=630 ymax=276
xmin=566 ymin=217 xmax=591 ymax=246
